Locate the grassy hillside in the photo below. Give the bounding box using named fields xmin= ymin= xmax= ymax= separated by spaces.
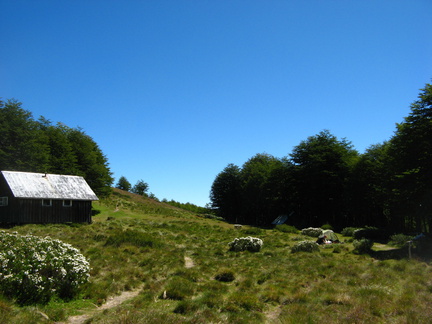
xmin=1 ymin=189 xmax=432 ymax=323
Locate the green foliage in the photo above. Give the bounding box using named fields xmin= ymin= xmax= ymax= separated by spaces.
xmin=208 ymin=82 xmax=432 ymax=233
xmin=353 ymin=238 xmax=374 ymax=254
xmin=131 ymin=179 xmax=149 ymax=196
xmin=275 ymin=224 xmax=299 ymax=233
xmin=0 ymin=99 xmax=113 ymax=196
xmin=210 ymin=163 xmax=242 ymax=222
xmin=389 ymin=234 xmax=414 ymax=247
xmin=116 ymin=176 xmax=131 ymax=192
xmin=321 ymin=223 xmax=333 ymax=230
xmin=386 ymin=83 xmax=432 ymax=232
xmin=0 ymin=99 xmax=50 ymax=172
xmin=240 ymin=153 xmax=290 ymax=226
xmin=353 ymin=227 xmax=389 ymax=241
xmin=0 ymin=231 xmax=89 ymax=305
xmin=341 ymin=227 xmax=361 ymax=237
xmin=290 ymin=130 xmax=359 ymax=229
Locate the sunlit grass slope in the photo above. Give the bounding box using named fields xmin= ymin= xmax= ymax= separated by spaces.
xmin=1 ymin=188 xmax=432 ymax=323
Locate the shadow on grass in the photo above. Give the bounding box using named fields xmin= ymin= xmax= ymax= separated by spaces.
xmin=370 ymin=245 xmax=432 ymax=262
xmin=370 ymin=247 xmax=408 ymax=260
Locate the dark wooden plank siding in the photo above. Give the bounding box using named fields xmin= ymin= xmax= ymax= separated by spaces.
xmin=1 ymin=198 xmax=92 ymax=224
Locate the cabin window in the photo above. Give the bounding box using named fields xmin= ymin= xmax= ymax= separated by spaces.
xmin=42 ymin=199 xmax=52 ymax=206
xmin=63 ymin=200 xmax=72 ymax=207
xmin=0 ymin=197 xmax=8 ymax=206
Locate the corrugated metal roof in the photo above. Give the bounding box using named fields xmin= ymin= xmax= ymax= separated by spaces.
xmin=1 ymin=171 xmax=99 ymax=200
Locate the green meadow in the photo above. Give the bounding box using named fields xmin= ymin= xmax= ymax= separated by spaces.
xmin=1 ymin=189 xmax=432 ymax=323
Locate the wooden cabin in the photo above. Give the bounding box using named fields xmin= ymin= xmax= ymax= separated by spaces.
xmin=0 ymin=171 xmax=98 ymax=224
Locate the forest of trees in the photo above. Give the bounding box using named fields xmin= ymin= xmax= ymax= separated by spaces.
xmin=210 ymin=82 xmax=432 ymax=233
xmin=0 ymin=99 xmax=113 ymax=196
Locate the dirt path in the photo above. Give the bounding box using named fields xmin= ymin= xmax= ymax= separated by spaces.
xmin=61 ymin=256 xmax=194 ymax=323
xmin=63 ymin=287 xmax=142 ymax=324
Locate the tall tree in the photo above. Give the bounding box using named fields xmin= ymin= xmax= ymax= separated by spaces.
xmin=131 ymin=179 xmax=149 ymax=196
xmin=0 ymin=99 xmax=50 ymax=171
xmin=290 ymin=130 xmax=358 ymax=229
xmin=0 ymin=99 xmax=113 ymax=196
xmin=348 ymin=142 xmax=392 ymax=228
xmin=240 ymin=153 xmax=286 ymax=225
xmin=387 ymin=83 xmax=432 ymax=232
xmin=44 ymin=123 xmax=78 ymax=175
xmin=66 ymin=127 xmax=113 ymax=197
xmin=116 ymin=176 xmax=131 ymax=192
xmin=210 ymin=163 xmax=242 ymax=223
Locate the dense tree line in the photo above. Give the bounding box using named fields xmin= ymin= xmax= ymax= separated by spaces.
xmin=0 ymin=99 xmax=113 ymax=196
xmin=210 ymin=82 xmax=432 ymax=233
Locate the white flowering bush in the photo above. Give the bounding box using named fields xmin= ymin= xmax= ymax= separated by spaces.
xmin=228 ymin=236 xmax=263 ymax=252
xmin=0 ymin=231 xmax=90 ymax=305
xmin=291 ymin=240 xmax=320 ymax=253
xmin=301 ymin=227 xmax=323 ymax=237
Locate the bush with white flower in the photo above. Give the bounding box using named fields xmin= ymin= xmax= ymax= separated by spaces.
xmin=301 ymin=227 xmax=323 ymax=238
xmin=0 ymin=231 xmax=90 ymax=305
xmin=228 ymin=236 xmax=263 ymax=252
xmin=291 ymin=240 xmax=320 ymax=253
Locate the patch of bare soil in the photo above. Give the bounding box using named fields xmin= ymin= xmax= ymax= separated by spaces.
xmin=61 ymin=287 xmax=142 ymax=324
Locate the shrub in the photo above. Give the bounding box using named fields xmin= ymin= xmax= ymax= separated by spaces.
xmin=321 ymin=223 xmax=333 ymax=230
xmin=353 ymin=238 xmax=374 ymax=254
xmin=341 ymin=227 xmax=360 ymax=237
xmin=301 ymin=227 xmax=323 ymax=238
xmin=0 ymin=231 xmax=90 ymax=305
xmin=291 ymin=240 xmax=320 ymax=253
xmin=275 ymin=224 xmax=299 ymax=234
xmin=388 ymin=234 xmax=414 ymax=247
xmin=228 ymin=237 xmax=263 ymax=252
xmin=353 ymin=227 xmax=389 ymax=241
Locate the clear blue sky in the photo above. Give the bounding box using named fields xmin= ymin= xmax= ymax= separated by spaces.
xmin=1 ymin=1 xmax=431 ymax=207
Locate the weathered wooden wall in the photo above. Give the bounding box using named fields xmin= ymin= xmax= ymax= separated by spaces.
xmin=0 ymin=198 xmax=92 ymax=224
